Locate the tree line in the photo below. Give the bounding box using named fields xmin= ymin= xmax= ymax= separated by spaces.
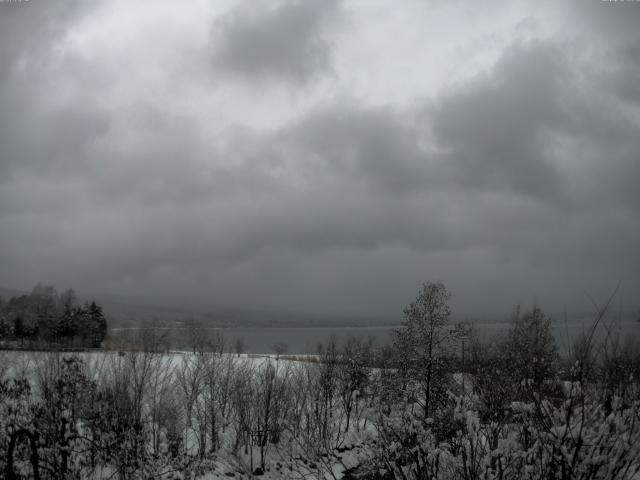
xmin=1 ymin=282 xmax=639 ymax=479
xmin=0 ymin=284 xmax=107 ymax=348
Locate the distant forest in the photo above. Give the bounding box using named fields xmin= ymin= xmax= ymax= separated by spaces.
xmin=0 ymin=284 xmax=107 ymax=348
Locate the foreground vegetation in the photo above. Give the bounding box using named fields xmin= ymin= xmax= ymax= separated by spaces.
xmin=1 ymin=282 xmax=639 ymax=479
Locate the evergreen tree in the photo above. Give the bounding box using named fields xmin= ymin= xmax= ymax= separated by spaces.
xmin=13 ymin=316 xmax=26 ymax=344
xmin=89 ymin=301 xmax=107 ymax=348
xmin=58 ymin=303 xmax=80 ymax=343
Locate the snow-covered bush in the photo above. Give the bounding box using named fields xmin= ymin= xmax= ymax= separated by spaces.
xmin=0 ymin=375 xmax=33 ymax=476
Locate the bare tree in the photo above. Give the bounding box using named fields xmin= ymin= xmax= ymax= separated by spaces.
xmin=234 ymin=337 xmax=246 ymax=357
xmin=199 ymin=333 xmax=238 ymax=453
xmin=230 ymin=359 xmax=255 ymax=455
xmin=394 ymin=282 xmax=463 ymax=420
xmin=503 ymin=305 xmax=559 ymax=400
xmin=184 ymin=318 xmax=212 ymax=353
xmin=272 ymin=342 xmax=288 ymax=360
xmin=136 ymin=321 xmax=171 ymax=353
xmin=175 ymin=353 xmax=204 ymax=429
xmin=337 ymin=335 xmax=372 ymax=434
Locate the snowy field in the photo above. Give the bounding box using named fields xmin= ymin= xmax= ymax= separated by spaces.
xmin=0 ymin=348 xmax=377 ymax=479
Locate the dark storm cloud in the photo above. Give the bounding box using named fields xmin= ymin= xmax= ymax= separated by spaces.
xmin=212 ymin=0 xmax=342 ymax=83
xmin=0 ymin=1 xmax=109 ymax=180
xmin=568 ymin=1 xmax=640 ymax=106
xmin=278 ymin=104 xmax=436 ymax=195
xmin=429 ymin=41 xmax=567 ymax=200
xmin=430 ymin=36 xmax=640 ymax=217
xmin=616 ymin=40 xmax=640 ymax=104
xmin=419 ymin=37 xmax=640 ymax=294
xmin=572 ymin=1 xmax=640 ymax=38
xmin=1 ymin=1 xmax=639 ymax=317
xmin=563 ymin=4 xmax=640 ymax=217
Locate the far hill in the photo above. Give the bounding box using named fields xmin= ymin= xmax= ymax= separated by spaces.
xmin=98 ymin=297 xmax=399 ymax=329
xmin=0 ymin=286 xmax=27 ymax=300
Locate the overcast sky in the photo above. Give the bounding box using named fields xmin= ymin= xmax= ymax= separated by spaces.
xmin=1 ymin=0 xmax=639 ymax=320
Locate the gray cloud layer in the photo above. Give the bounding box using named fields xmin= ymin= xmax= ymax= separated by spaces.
xmin=212 ymin=0 xmax=342 ymax=83
xmin=0 ymin=1 xmax=639 ymax=319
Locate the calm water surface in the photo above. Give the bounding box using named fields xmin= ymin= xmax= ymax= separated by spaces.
xmin=111 ymin=319 xmax=640 ymax=354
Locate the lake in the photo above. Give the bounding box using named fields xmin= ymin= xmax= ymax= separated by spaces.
xmin=110 ymin=318 xmax=640 ymax=355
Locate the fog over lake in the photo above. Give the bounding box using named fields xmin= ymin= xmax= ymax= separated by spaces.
xmin=110 ymin=317 xmax=640 ymax=354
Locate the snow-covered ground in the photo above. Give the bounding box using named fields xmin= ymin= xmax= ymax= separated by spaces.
xmin=0 ymin=348 xmax=379 ymax=479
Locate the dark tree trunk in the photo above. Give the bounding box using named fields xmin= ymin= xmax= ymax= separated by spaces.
xmin=6 ymin=429 xmax=40 ymax=480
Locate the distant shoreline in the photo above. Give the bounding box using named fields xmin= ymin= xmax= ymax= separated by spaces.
xmin=109 ymin=324 xmax=402 ymax=331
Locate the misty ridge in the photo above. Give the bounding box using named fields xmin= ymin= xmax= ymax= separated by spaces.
xmin=2 ymin=0 xmax=640 ymax=479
